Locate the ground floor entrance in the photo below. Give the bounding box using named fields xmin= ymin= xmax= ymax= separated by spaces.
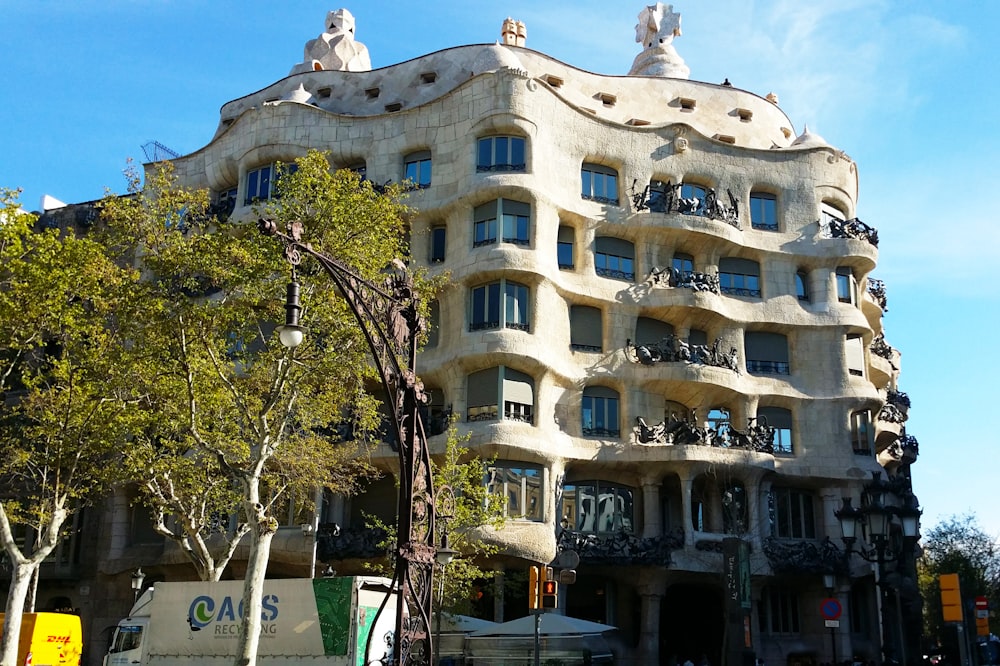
xmin=660 ymin=582 xmax=725 ymax=666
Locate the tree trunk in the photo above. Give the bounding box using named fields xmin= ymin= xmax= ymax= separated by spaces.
xmin=26 ymin=566 xmax=39 ymax=612
xmin=0 ymin=562 xmax=37 ymax=666
xmin=233 ymin=499 xmax=277 ymax=666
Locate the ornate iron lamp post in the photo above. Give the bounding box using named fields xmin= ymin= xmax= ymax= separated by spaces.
xmin=835 ymin=472 xmax=921 ymax=666
xmin=260 ymin=218 xmax=438 ymax=666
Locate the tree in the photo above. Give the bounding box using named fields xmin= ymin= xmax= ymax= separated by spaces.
xmin=100 ymin=151 xmax=415 ymax=666
xmin=0 ymin=188 xmax=131 ymax=666
xmin=918 ymin=513 xmax=1000 ymax=645
xmin=367 ymin=423 xmax=507 ymax=617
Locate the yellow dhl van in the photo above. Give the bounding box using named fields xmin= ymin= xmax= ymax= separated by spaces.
xmin=0 ymin=612 xmax=82 ymax=666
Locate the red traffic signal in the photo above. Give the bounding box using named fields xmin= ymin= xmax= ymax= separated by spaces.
xmin=541 ymin=567 xmax=558 ymax=609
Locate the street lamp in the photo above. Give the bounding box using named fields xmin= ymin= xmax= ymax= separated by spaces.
xmin=835 ymin=472 xmax=922 ymax=666
xmin=130 ymin=567 xmax=146 ymax=604
xmin=260 ymin=218 xmax=439 ymax=666
xmin=434 ymin=534 xmax=457 ymax=666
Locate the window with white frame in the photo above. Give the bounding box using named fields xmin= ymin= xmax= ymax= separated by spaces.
xmin=473 ymin=199 xmax=530 ymax=247
xmin=466 ymin=366 xmax=534 ymax=424
xmin=581 ymin=163 xmax=620 ymax=205
xmin=836 ymin=266 xmax=856 ymax=304
xmin=404 ymin=150 xmax=432 ymax=188
xmin=846 ymin=334 xmax=865 ymax=377
xmin=594 ymin=237 xmax=635 ymax=281
xmin=244 ymin=162 xmax=297 ymax=205
xmin=750 ymin=192 xmax=778 ymax=231
xmin=477 ymin=136 xmax=526 ymax=172
xmin=486 ymin=462 xmax=542 ymax=520
xmin=769 ymin=487 xmax=815 ymax=539
xmin=562 ymin=480 xmax=635 ymax=533
xmin=469 ymin=280 xmax=529 ymax=332
xmin=582 ymin=386 xmax=620 ymax=437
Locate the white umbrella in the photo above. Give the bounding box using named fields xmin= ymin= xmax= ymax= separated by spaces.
xmin=468 ymin=613 xmax=616 ymax=637
xmin=437 ymin=613 xmax=498 ymax=633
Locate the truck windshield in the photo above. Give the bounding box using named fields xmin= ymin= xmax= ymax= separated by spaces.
xmin=110 ymin=625 xmax=143 ymax=653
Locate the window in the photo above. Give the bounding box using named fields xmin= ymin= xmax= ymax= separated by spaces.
xmin=470 ymin=280 xmax=529 ymax=332
xmin=212 ymin=187 xmax=238 ymax=217
xmin=558 ymin=225 xmax=575 ymax=269
xmin=744 ymin=332 xmax=790 ymax=375
xmin=581 ymin=163 xmax=619 ymax=205
xmin=758 ymin=406 xmax=792 ymax=454
xmin=404 ymin=151 xmax=432 ymax=188
xmin=477 ymin=136 xmax=526 ymax=172
xmin=688 ymin=329 xmax=708 ymax=347
xmin=851 ymin=410 xmax=873 ymax=455
xmin=759 ymin=587 xmax=800 ymax=634
xmin=562 ymin=481 xmax=634 ymax=533
xmin=750 ymin=192 xmax=778 ymax=231
xmin=707 ymin=407 xmax=729 ymax=434
xmin=570 ymin=305 xmax=602 ymax=352
xmin=718 ymin=258 xmax=761 ymax=297
xmin=419 ymin=387 xmax=448 ymax=436
xmin=582 ymin=386 xmax=620 ymax=437
xmin=795 ymin=271 xmax=809 ymax=301
xmin=836 ymin=267 xmax=856 ymax=304
xmin=473 ymin=199 xmax=530 ymax=247
xmin=646 ymin=179 xmax=670 ymax=212
xmin=672 ymin=253 xmax=694 ymax=277
xmin=429 ymin=226 xmax=446 ymax=263
xmin=486 ymin=462 xmax=542 ymax=520
xmin=846 ymin=335 xmax=865 ymax=377
xmin=594 ymin=237 xmax=635 ymax=281
xmin=244 ymin=162 xmax=297 ymax=205
xmin=821 ymin=200 xmax=846 ymax=225
xmin=679 ymin=183 xmax=707 ymax=216
xmin=634 ymin=317 xmax=673 ymax=345
xmin=467 ymin=366 xmax=534 ymax=424
xmin=769 ymin=487 xmax=815 ymax=539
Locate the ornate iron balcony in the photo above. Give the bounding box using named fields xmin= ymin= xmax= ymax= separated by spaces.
xmin=867 ymin=278 xmax=888 ymax=311
xmin=746 ymin=359 xmax=790 ymax=375
xmin=624 ymin=335 xmax=740 ymax=372
xmin=557 ymin=527 xmax=683 ymax=566
xmin=634 ymin=415 xmax=776 ymax=454
xmin=631 ymin=180 xmax=741 ymax=229
xmin=648 ymin=266 xmax=721 ymax=294
xmin=823 ymin=216 xmax=879 ymax=247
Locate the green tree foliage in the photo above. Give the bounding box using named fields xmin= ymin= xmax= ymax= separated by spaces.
xmin=100 ymin=151 xmax=414 ymax=666
xmin=918 ymin=513 xmax=1000 ymax=643
xmin=0 ymin=188 xmax=132 ymax=666
xmin=368 ymin=424 xmax=507 ymax=616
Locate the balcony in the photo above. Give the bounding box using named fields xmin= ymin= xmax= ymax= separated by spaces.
xmin=634 ymin=415 xmax=776 ymax=454
xmin=631 ymin=180 xmax=741 ymax=229
xmin=648 ymin=267 xmax=720 ymax=294
xmin=624 ymin=335 xmax=739 ymax=372
xmin=822 ymin=216 xmax=879 ymax=247
xmin=867 ymin=278 xmax=888 ymax=311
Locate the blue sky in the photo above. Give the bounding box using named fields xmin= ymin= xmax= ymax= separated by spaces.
xmin=4 ymin=1 xmax=997 ymax=536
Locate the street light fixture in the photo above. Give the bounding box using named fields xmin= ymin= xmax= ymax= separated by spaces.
xmin=835 ymin=471 xmax=922 ymax=666
xmin=130 ymin=567 xmax=146 ymax=604
xmin=260 ymin=218 xmax=439 ymax=666
xmin=434 ymin=534 xmax=458 ymax=666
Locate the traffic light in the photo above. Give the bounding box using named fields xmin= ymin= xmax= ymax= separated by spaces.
xmin=529 ymin=566 xmax=540 ymax=610
xmin=541 ymin=566 xmax=558 ymax=609
xmin=940 ymin=573 xmax=963 ymax=623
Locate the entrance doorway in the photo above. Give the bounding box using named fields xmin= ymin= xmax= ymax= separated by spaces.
xmin=660 ymin=583 xmax=724 ymax=666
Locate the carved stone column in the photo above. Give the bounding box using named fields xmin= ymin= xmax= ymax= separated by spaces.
xmin=642 ymin=480 xmax=662 ymax=539
xmin=638 ymin=578 xmax=666 ymax=664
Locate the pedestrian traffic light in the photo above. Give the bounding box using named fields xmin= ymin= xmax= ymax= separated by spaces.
xmin=529 ymin=566 xmax=540 ymax=610
xmin=541 ymin=566 xmax=558 ymax=609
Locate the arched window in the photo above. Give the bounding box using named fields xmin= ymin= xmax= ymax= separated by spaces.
xmin=769 ymin=487 xmax=815 ymax=538
xmin=750 ymin=191 xmax=778 ymax=231
xmin=582 ymin=386 xmax=620 ymax=437
xmin=758 ymin=406 xmax=793 ymax=454
xmin=570 ymin=305 xmax=602 ymax=352
xmin=718 ymin=258 xmax=761 ymax=297
xmin=594 ymin=237 xmax=635 ymax=281
xmin=486 ymin=461 xmax=542 ymax=521
xmin=558 ymin=225 xmax=575 ymax=269
xmin=473 ymin=199 xmax=530 ymax=247
xmin=469 ymin=280 xmax=530 ymax=332
xmin=744 ymin=332 xmax=790 ymax=375
xmin=477 ymin=135 xmax=526 ymax=172
xmin=795 ymin=270 xmax=809 ymax=301
xmin=581 ymin=163 xmax=619 ymax=205
xmin=466 ymin=366 xmax=535 ymax=424
xmin=634 ymin=317 xmax=673 ymax=345
xmin=403 ymin=150 xmax=432 ymax=188
xmin=562 ymin=480 xmax=635 ymax=533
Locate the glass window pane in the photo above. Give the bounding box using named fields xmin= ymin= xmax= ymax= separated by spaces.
xmin=511 ymin=138 xmax=525 ymax=166
xmin=487 ymin=282 xmax=500 ymax=324
xmin=581 ymin=170 xmax=592 ymax=197
xmin=495 ymin=137 xmax=508 ymax=164
xmin=478 ymin=138 xmax=492 ymax=167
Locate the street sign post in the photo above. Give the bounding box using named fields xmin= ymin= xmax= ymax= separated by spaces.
xmin=820 ymin=598 xmax=842 ymax=664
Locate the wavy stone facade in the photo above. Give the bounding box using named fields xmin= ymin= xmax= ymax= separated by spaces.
xmin=88 ymin=7 xmax=917 ymax=666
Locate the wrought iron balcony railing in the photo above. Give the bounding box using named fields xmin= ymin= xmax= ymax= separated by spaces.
xmin=624 ymin=335 xmax=740 ymax=372
xmin=648 ymin=266 xmax=721 ymax=294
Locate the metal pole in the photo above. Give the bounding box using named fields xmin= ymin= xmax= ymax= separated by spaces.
xmin=830 ymin=627 xmax=837 ymax=665
xmin=534 ymin=611 xmax=541 ymax=666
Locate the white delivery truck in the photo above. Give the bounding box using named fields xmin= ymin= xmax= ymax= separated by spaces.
xmin=103 ymin=576 xmax=398 ymax=666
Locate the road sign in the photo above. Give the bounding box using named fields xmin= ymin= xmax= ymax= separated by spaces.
xmin=820 ymin=598 xmax=842 ymax=620
xmin=825 ymin=620 xmax=841 ymax=628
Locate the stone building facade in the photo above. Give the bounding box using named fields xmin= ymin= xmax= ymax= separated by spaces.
xmin=11 ymin=5 xmax=920 ymax=666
